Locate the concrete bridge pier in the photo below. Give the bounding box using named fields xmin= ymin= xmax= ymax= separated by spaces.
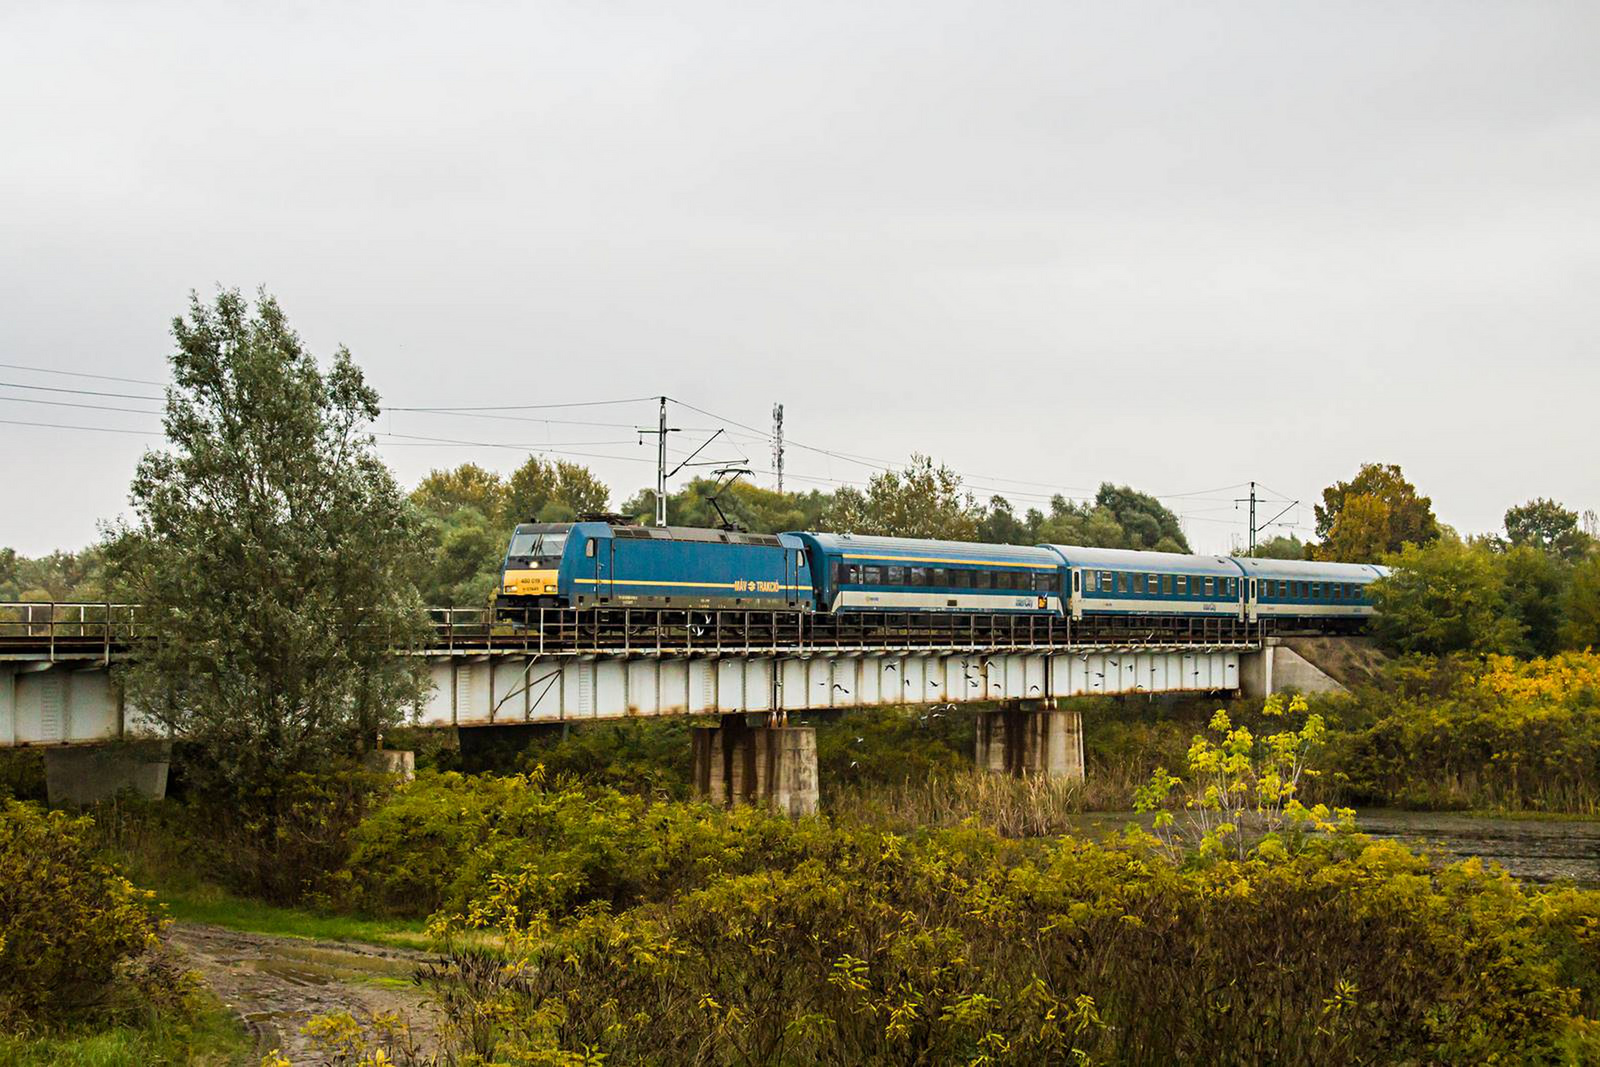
xmin=692 ymin=714 xmax=819 ymax=817
xmin=975 ymin=700 xmax=1084 ymax=779
xmin=43 ymin=741 xmax=172 ymax=806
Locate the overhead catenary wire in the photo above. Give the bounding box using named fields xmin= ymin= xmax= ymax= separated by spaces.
xmin=1 ymin=362 xmax=1293 ymax=546
xmin=0 ymin=362 xmax=165 ymax=387
xmin=0 ymin=381 xmax=164 ymax=402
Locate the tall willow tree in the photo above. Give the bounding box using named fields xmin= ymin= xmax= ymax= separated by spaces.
xmin=105 ymin=289 xmax=430 ymax=817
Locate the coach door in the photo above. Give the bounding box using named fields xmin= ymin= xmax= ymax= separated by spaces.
xmin=1246 ymin=579 xmax=1258 ymax=624
xmin=589 ymin=537 xmax=613 ymax=603
xmin=785 ymin=550 xmax=801 ymax=607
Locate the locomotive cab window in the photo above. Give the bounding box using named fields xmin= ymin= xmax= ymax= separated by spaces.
xmin=584 ymin=540 xmax=595 ymax=558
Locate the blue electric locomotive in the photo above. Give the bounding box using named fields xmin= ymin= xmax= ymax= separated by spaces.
xmin=497 ymin=521 xmax=813 ymax=614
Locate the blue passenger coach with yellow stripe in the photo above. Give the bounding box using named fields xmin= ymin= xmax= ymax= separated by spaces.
xmin=498 ymin=521 xmax=814 ymax=613
xmin=1044 ymin=545 xmax=1244 ymax=621
xmin=790 ymin=533 xmax=1065 ymax=615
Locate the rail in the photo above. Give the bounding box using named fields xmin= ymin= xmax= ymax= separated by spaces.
xmin=0 ymin=601 xmax=1264 ymax=661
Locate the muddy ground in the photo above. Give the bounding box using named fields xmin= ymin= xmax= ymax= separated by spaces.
xmin=169 ymin=923 xmax=444 ymax=1064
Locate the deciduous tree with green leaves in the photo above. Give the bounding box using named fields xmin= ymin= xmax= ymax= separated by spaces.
xmin=104 ymin=289 xmax=431 ymax=835
xmin=1505 ymin=497 xmax=1593 ymax=561
xmin=1367 ymin=538 xmax=1524 ymax=655
xmin=820 ymin=454 xmax=981 ymax=540
xmin=1314 ymin=462 xmax=1440 ymax=562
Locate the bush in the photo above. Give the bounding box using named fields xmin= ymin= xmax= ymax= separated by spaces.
xmin=418 ymin=813 xmax=1600 ymax=1066
xmin=1328 ymin=652 xmax=1600 ymax=811
xmin=0 ymin=800 xmax=184 ymax=1026
xmin=340 ymin=770 xmax=820 ymax=920
xmin=814 ymin=705 xmax=972 ymax=789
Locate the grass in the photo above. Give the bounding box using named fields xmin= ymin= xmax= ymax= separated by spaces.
xmin=155 ymin=883 xmax=433 ymax=951
xmin=828 ymin=770 xmax=1095 ymax=836
xmin=0 ymin=1001 xmax=248 ymax=1066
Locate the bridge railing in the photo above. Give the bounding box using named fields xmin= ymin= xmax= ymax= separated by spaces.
xmin=1 ymin=602 xmax=1263 ymax=661
xmin=0 ymin=602 xmax=142 ymax=660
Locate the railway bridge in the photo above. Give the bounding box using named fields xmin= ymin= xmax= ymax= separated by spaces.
xmin=0 ymin=603 xmax=1345 ymax=811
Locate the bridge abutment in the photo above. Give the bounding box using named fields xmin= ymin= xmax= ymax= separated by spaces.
xmin=975 ymin=700 xmax=1084 ymax=779
xmin=43 ymin=741 xmax=171 ymax=806
xmin=692 ymin=714 xmax=819 ymax=817
xmin=1239 ymin=641 xmax=1347 ymax=699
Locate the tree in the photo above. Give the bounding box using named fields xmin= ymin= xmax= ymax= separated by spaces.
xmin=1314 ymin=463 xmax=1439 ymax=561
xmin=1367 ymin=539 xmax=1523 ymax=656
xmin=1034 ymin=485 xmax=1188 ymax=553
xmin=1253 ymin=534 xmax=1308 ymax=560
xmin=1094 ymin=484 xmax=1190 ymax=552
xmin=1560 ymin=555 xmax=1600 ymax=651
xmin=976 ymin=495 xmax=1037 ymax=545
xmin=504 ymin=457 xmax=610 ymax=525
xmin=1501 ymin=544 xmax=1566 ymax=657
xmin=104 ymin=289 xmax=430 ymax=833
xmin=820 ymin=455 xmax=980 ymax=540
xmin=1504 ymin=498 xmax=1592 ymax=561
xmin=412 ymin=464 xmax=506 ymax=524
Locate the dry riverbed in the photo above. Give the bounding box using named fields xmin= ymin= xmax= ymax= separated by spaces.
xmin=169 ymin=923 xmax=443 ymax=1063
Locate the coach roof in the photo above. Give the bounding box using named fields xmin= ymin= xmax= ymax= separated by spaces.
xmin=795 ymin=533 xmax=1060 ymax=566
xmin=1042 ymin=544 xmax=1241 ymax=577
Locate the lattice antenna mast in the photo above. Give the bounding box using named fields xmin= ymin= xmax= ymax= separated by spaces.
xmin=771 ymin=403 xmax=784 ymax=493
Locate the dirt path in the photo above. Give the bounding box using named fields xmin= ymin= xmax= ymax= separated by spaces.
xmin=169 ymin=923 xmax=444 ymax=1064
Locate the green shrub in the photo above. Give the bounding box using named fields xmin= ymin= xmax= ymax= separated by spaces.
xmin=0 ymin=800 xmax=181 ymax=1026
xmin=814 ymin=705 xmax=972 ymax=789
xmin=340 ymin=770 xmax=820 ymax=920
xmin=419 ymin=815 xmax=1600 ymax=1066
xmin=1327 ymin=652 xmax=1600 ymax=812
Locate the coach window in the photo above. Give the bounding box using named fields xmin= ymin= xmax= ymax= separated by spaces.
xmin=864 ymin=566 xmax=884 ymax=584
xmin=1202 ymin=577 xmax=1214 ymax=596
xmin=909 ymin=566 xmax=927 ymax=586
xmin=1159 ymin=575 xmax=1171 ymax=595
xmin=886 ymin=566 xmax=905 ymax=585
xmin=1082 ymin=571 xmax=1095 ymax=593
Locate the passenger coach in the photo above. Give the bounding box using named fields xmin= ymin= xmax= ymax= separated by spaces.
xmin=1230 ymin=556 xmax=1388 ymax=632
xmin=790 ymin=533 xmax=1064 ymax=615
xmin=1044 ymin=545 xmax=1244 ymax=621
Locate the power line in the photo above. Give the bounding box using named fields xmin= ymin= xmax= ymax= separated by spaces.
xmin=0 ymin=395 xmax=163 ymax=417
xmin=373 ymin=430 xmax=657 ymax=467
xmin=387 ymin=396 xmax=658 ymax=412
xmin=0 ymin=362 xmax=164 ymax=387
xmin=0 ymin=417 xmax=161 ymax=436
xmin=0 ymin=381 xmax=164 ymax=402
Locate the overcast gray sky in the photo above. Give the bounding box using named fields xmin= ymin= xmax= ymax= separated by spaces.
xmin=3 ymin=0 xmax=1596 ymax=557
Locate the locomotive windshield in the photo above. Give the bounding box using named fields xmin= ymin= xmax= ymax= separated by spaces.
xmin=507 ymin=528 xmax=570 ymax=561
